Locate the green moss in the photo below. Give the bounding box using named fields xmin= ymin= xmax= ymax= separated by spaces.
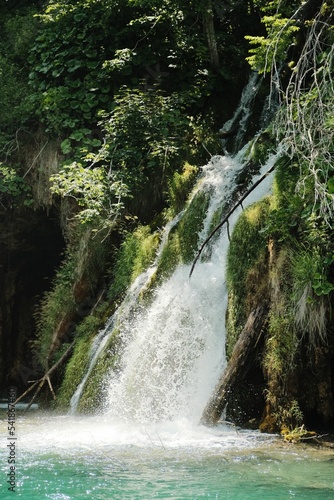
xmin=56 ymin=332 xmax=93 ymax=409
xmin=178 ymin=190 xmax=210 ymax=262
xmin=262 ymin=158 xmax=310 ymax=244
xmin=167 ymin=162 xmax=198 ymax=215
xmin=262 ymin=304 xmax=300 ymax=430
xmin=263 ymin=311 xmax=297 ymax=378
xmin=272 ymin=156 xmax=298 ymax=204
xmin=108 ymin=225 xmax=160 ymax=302
xmin=155 ymin=233 xmax=182 ymax=279
xmin=157 ymin=190 xmax=210 ymax=278
xmin=56 ymin=312 xmax=109 ymax=409
xmin=78 ymin=329 xmax=119 ymax=413
xmin=207 ymin=205 xmax=225 ymax=236
xmin=226 ymin=197 xmax=271 ymax=357
xmin=131 ymin=227 xmax=160 ymax=279
xmin=227 ymin=198 xmax=271 ymax=300
xmin=260 ymin=245 xmax=303 ymax=431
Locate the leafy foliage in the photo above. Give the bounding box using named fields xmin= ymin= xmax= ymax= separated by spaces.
xmin=97 ymin=88 xmax=201 ymax=203
xmin=28 ymin=0 xmax=127 ymax=130
xmin=28 ymin=0 xmax=217 ymax=138
xmin=26 ymin=0 xmax=237 ymax=228
xmin=0 ymin=164 xmax=32 ymax=208
xmin=247 ymin=2 xmax=334 ymax=227
xmin=0 ymin=6 xmax=41 ymax=144
xmin=245 ymin=15 xmax=299 ymax=73
xmin=50 ymin=163 xmax=128 ymax=229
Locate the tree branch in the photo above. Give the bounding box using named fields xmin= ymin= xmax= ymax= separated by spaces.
xmin=14 ymin=340 xmax=75 ymax=412
xmin=189 ymin=164 xmax=275 ymax=278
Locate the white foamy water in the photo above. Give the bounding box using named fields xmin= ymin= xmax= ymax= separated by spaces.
xmin=101 ymin=153 xmax=276 ymax=426
xmin=6 ymin=413 xmax=273 ymax=455
xmin=2 ymin=412 xmax=333 ymax=500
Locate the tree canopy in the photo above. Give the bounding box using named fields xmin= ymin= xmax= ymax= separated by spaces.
xmin=0 ymin=0 xmax=261 ymax=224
xmin=1 ymin=0 xmax=333 ymax=229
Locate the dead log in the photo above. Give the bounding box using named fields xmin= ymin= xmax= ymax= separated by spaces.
xmin=201 ymin=305 xmax=268 ymax=426
xmin=14 ymin=340 xmax=75 ymax=413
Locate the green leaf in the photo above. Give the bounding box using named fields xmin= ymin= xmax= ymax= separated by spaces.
xmin=61 ymin=139 xmax=72 ymax=154
xmin=327 ymin=177 xmax=334 ymax=194
xmin=67 ymin=60 xmax=82 ymax=73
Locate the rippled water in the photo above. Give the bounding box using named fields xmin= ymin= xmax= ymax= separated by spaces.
xmin=1 ymin=413 xmax=333 ymax=499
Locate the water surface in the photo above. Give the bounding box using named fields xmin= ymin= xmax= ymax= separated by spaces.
xmin=1 ymin=413 xmax=333 ymax=499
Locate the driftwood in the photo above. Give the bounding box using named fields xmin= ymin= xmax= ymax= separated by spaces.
xmin=14 ymin=340 xmax=75 ymax=413
xmin=201 ymin=305 xmax=268 ymax=426
xmin=189 ymin=165 xmax=275 ymax=278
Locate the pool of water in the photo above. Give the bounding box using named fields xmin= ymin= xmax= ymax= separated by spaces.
xmin=1 ymin=413 xmax=333 ymax=499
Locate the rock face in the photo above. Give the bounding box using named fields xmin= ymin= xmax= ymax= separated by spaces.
xmin=0 ymin=206 xmax=64 ymax=396
xmin=222 ymin=230 xmax=334 ymax=433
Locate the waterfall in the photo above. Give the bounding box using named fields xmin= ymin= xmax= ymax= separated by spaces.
xmin=219 ymin=72 xmax=262 ymax=153
xmin=96 ymin=152 xmax=275 ymax=425
xmin=103 ymin=157 xmax=236 ymax=424
xmin=70 ymin=211 xmax=185 ymax=413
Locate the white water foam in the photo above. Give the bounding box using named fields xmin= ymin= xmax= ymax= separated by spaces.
xmin=102 ymin=153 xmax=276 ymax=427
xmin=9 ymin=413 xmax=273 ymax=455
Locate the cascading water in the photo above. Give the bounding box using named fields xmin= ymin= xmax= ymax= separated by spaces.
xmin=70 ymin=211 xmax=185 ymax=414
xmin=219 ymin=72 xmax=262 ymax=153
xmin=71 ymin=149 xmax=277 ymax=428
xmin=104 ymin=156 xmax=237 ymax=425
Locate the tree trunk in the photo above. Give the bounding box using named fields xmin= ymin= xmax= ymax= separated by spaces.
xmin=201 ymin=305 xmax=268 ymax=426
xmin=203 ymin=0 xmax=220 ymax=72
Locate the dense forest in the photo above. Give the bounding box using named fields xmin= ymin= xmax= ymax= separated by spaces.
xmin=1 ymin=0 xmax=334 ymax=436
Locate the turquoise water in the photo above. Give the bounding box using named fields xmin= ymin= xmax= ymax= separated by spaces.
xmin=1 ymin=414 xmax=333 ymax=499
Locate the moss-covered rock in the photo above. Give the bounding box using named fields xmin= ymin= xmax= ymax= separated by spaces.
xmin=77 ymin=328 xmax=119 ymax=413
xmin=157 ymin=190 xmax=210 ymax=279
xmin=56 ymin=333 xmax=93 ymax=410
xmin=167 ymin=162 xmax=199 ymax=216
xmin=108 ymin=225 xmax=160 ymax=303
xmin=226 ymin=197 xmax=271 ymax=358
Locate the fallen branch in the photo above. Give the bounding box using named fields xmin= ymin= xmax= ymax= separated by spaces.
xmin=189 ymin=165 xmax=275 ymax=277
xmin=281 ymin=424 xmax=329 ymax=444
xmin=14 ymin=340 xmax=75 ymax=412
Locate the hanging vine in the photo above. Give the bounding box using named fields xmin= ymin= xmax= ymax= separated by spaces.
xmin=274 ymin=6 xmax=334 ymax=225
